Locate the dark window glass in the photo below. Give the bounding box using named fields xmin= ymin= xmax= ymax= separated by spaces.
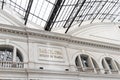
xmin=81 ymin=56 xmax=89 ymax=67
xmin=75 ymin=56 xmax=79 ymax=66
xmin=106 ymin=59 xmax=113 ymax=70
xmin=0 ymin=46 xmax=23 ymax=62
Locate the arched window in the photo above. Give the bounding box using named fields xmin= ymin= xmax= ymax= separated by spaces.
xmin=75 ymin=54 xmax=99 ymax=73
xmin=16 ymin=49 xmax=23 ymax=62
xmin=115 ymin=61 xmax=120 ymax=70
xmin=102 ymin=57 xmax=120 ymax=74
xmin=0 ymin=45 xmax=13 ymax=61
xmin=0 ymin=45 xmax=23 ymax=68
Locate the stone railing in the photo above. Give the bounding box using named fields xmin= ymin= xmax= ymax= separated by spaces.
xmin=76 ymin=66 xmax=95 ymax=72
xmin=111 ymin=69 xmax=119 ymax=74
xmin=76 ymin=66 xmax=119 ymax=74
xmin=0 ymin=61 xmax=26 ymax=68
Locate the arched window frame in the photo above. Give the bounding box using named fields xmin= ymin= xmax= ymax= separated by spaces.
xmin=0 ymin=45 xmax=23 ymax=62
xmin=75 ymin=54 xmax=99 ymax=73
xmin=102 ymin=57 xmax=120 ymax=74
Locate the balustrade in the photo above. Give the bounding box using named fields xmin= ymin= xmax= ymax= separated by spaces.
xmin=76 ymin=66 xmax=119 ymax=74
xmin=0 ymin=61 xmax=25 ymax=68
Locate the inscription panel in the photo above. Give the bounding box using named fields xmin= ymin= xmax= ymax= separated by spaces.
xmin=38 ymin=45 xmax=64 ymax=62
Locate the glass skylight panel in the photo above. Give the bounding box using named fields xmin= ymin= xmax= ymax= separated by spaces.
xmin=69 ymin=0 xmax=76 ymax=5
xmin=64 ymin=0 xmax=69 ymax=5
xmin=55 ymin=6 xmax=65 ymax=21
xmin=48 ymin=0 xmax=56 ymax=4
xmin=30 ymin=0 xmax=39 ymax=16
xmin=100 ymin=2 xmax=110 ymax=13
xmin=26 ymin=0 xmax=54 ymax=27
xmin=1 ymin=0 xmax=120 ymax=33
xmin=89 ymin=2 xmax=99 ymax=14
xmin=28 ymin=14 xmax=32 ymax=21
xmin=64 ymin=0 xmax=76 ymax=5
xmin=60 ymin=6 xmax=69 ymax=21
xmin=110 ymin=5 xmax=119 ymax=15
xmin=51 ymin=0 xmax=78 ymax=28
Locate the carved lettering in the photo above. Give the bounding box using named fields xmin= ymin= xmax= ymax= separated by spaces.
xmin=38 ymin=46 xmax=64 ymax=62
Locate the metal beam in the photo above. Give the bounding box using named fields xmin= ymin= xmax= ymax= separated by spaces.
xmin=1 ymin=0 xmax=5 ymax=9
xmin=24 ymin=0 xmax=33 ymax=25
xmin=44 ymin=0 xmax=63 ymax=31
xmin=65 ymin=0 xmax=86 ymax=33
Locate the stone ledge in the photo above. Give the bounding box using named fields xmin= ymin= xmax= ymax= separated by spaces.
xmin=0 ymin=68 xmax=120 ymax=78
xmin=0 ymin=24 xmax=120 ymax=51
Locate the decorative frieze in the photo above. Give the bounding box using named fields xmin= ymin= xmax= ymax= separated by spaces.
xmin=0 ymin=27 xmax=120 ymax=51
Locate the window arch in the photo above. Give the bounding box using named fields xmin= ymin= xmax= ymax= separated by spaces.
xmin=0 ymin=45 xmax=13 ymax=61
xmin=0 ymin=45 xmax=23 ymax=62
xmin=16 ymin=49 xmax=23 ymax=62
xmin=75 ymin=54 xmax=99 ymax=73
xmin=102 ymin=57 xmax=120 ymax=74
xmin=0 ymin=45 xmax=24 ymax=68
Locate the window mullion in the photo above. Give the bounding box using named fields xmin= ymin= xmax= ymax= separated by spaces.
xmin=103 ymin=58 xmax=111 ymax=74
xmin=88 ymin=56 xmax=97 ymax=73
xmin=78 ymin=55 xmax=84 ymax=71
xmin=13 ymin=47 xmax=17 ymax=62
xmin=112 ymin=59 xmax=119 ymax=73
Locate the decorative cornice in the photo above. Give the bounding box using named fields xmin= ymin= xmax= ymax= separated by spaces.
xmin=0 ymin=25 xmax=120 ymax=51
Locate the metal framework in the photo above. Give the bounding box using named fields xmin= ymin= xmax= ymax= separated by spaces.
xmin=1 ymin=0 xmax=5 ymax=9
xmin=44 ymin=0 xmax=64 ymax=31
xmin=1 ymin=0 xmax=120 ymax=33
xmin=24 ymin=0 xmax=33 ymax=25
xmin=64 ymin=0 xmax=86 ymax=33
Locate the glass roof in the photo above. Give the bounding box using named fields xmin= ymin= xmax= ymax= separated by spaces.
xmin=1 ymin=0 xmax=120 ymax=33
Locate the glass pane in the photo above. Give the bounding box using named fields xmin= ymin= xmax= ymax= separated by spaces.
xmin=81 ymin=55 xmax=89 ymax=67
xmin=106 ymin=59 xmax=113 ymax=70
xmin=0 ymin=49 xmax=13 ymax=61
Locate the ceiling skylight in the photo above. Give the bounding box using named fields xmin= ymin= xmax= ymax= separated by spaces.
xmin=1 ymin=0 xmax=120 ymax=33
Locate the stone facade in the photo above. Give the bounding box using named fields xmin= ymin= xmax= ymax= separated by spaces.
xmin=0 ymin=24 xmax=120 ymax=80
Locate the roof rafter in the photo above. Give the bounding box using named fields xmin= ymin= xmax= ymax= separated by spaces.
xmin=24 ymin=0 xmax=33 ymax=25
xmin=64 ymin=0 xmax=86 ymax=33
xmin=44 ymin=0 xmax=64 ymax=31
xmin=1 ymin=0 xmax=5 ymax=9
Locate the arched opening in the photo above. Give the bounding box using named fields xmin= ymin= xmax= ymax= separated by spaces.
xmin=75 ymin=54 xmax=99 ymax=73
xmin=16 ymin=49 xmax=23 ymax=62
xmin=81 ymin=54 xmax=89 ymax=68
xmin=0 ymin=45 xmax=13 ymax=61
xmin=0 ymin=45 xmax=24 ymax=68
xmin=115 ymin=61 xmax=120 ymax=70
xmin=102 ymin=57 xmax=120 ymax=74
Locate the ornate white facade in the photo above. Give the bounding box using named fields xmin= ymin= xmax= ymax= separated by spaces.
xmin=0 ymin=23 xmax=120 ymax=80
xmin=0 ymin=5 xmax=119 ymax=80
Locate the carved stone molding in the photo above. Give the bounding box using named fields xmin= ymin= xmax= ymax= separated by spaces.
xmin=0 ymin=25 xmax=120 ymax=51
